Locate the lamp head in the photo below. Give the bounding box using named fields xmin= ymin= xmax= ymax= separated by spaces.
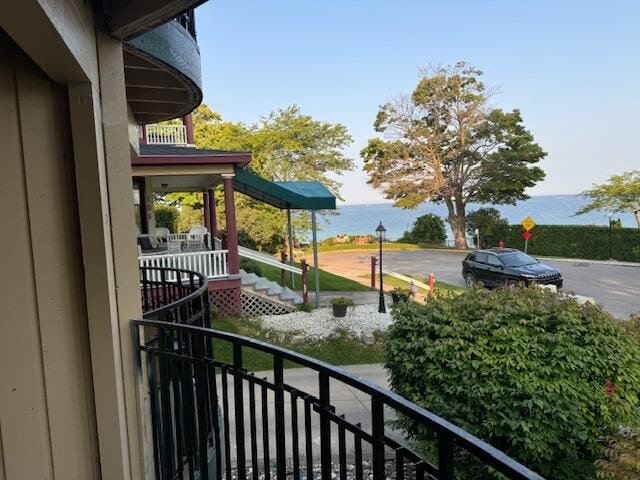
xmin=375 ymin=221 xmax=387 ymax=242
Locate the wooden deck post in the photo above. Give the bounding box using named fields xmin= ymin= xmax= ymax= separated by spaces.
xmin=223 ymin=174 xmax=239 ymax=274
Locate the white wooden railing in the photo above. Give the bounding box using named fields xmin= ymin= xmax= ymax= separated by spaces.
xmin=145 ymin=124 xmax=188 ymax=145
xmin=138 ymin=250 xmax=229 ymax=281
xmin=238 ymin=245 xmax=302 ymax=274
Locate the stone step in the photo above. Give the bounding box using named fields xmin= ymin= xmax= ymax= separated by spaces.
xmin=267 ymin=282 xmax=285 ymax=296
xmin=239 ymin=270 xmax=304 ymax=309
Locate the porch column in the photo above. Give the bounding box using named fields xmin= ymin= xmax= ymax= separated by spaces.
xmin=182 ymin=113 xmax=195 ymax=145
xmin=223 ymin=174 xmax=239 ymax=274
xmin=203 ymin=191 xmax=211 ymax=233
xmin=208 ymin=187 xmax=218 ymax=240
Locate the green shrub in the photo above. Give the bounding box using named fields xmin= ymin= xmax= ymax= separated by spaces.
xmin=154 ymin=204 xmax=179 ymax=232
xmin=596 ymin=430 xmax=640 ymax=479
xmin=386 ymin=288 xmax=640 ymax=479
xmin=501 ymin=225 xmax=640 ymax=262
xmin=465 ymin=207 xmax=509 ymax=248
xmin=330 ymin=297 xmax=354 ymax=306
xmin=404 ymin=214 xmax=447 ymax=245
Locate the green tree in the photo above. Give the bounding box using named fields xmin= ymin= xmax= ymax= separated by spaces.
xmin=465 ymin=207 xmax=509 ymax=248
xmin=192 ymin=104 xmax=354 ymax=249
xmin=154 ymin=204 xmax=179 ymax=232
xmin=402 ymin=214 xmax=446 ymax=245
xmin=576 ymin=170 xmax=640 ymax=227
xmin=361 ymin=62 xmax=546 ymax=248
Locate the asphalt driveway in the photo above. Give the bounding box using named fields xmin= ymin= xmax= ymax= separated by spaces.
xmin=316 ymin=249 xmax=640 ymax=318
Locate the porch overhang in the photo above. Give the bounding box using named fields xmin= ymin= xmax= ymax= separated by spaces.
xmin=132 ymin=144 xmax=252 ymax=191
xmin=232 ymin=167 xmax=337 ymax=210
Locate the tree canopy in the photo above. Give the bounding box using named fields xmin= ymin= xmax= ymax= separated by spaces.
xmin=576 ymin=170 xmax=640 ymax=227
xmin=160 ymin=104 xmax=353 ymax=251
xmin=361 ymin=62 xmax=546 ymax=248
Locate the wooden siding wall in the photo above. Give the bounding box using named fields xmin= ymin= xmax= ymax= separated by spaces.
xmin=0 ymin=32 xmax=100 ymax=479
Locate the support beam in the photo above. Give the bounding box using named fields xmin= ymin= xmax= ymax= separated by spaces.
xmin=182 ymin=113 xmax=195 ymax=144
xmin=208 ymin=188 xmax=218 ymax=241
xmin=311 ymin=210 xmax=320 ymax=307
xmin=223 ymin=175 xmax=239 ymax=274
xmin=203 ymin=191 xmax=210 ymax=234
xmin=287 ymin=207 xmax=295 ymax=289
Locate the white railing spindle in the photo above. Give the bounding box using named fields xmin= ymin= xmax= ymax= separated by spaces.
xmin=138 ymin=250 xmax=230 ymax=280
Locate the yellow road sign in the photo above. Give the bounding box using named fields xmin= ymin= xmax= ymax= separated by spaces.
xmin=521 ymin=216 xmax=535 ymax=231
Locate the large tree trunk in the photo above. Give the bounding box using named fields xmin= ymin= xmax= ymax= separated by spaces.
xmin=446 ymin=200 xmax=468 ymax=248
xmin=635 ymin=209 xmax=640 ymax=228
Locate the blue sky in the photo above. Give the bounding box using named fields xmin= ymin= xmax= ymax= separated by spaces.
xmin=196 ymin=0 xmax=640 ymax=204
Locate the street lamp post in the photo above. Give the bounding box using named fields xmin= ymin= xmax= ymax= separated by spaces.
xmin=375 ymin=222 xmax=387 ymax=313
xmin=607 ymin=212 xmax=613 ymax=259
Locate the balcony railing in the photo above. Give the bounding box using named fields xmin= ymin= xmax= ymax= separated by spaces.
xmin=140 ymin=266 xmax=210 ymax=320
xmin=146 ymin=124 xmax=188 ymax=145
xmin=175 ymin=9 xmax=197 ymax=40
xmin=139 ymin=250 xmax=229 ymax=281
xmin=133 ymin=266 xmax=543 ymax=480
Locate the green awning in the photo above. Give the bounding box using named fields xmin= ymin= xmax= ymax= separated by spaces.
xmin=233 ymin=168 xmax=336 ymax=210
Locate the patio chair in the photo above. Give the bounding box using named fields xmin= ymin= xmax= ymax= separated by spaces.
xmin=155 ymin=227 xmax=170 ymax=243
xmin=187 ymin=226 xmax=208 ymax=251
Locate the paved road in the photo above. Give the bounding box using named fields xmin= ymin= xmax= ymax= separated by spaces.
xmin=317 ymin=250 xmax=640 ymax=318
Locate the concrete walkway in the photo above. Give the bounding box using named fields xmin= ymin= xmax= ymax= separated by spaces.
xmin=316 ymin=291 xmax=388 ymax=306
xmin=219 ymin=363 xmax=406 ymax=461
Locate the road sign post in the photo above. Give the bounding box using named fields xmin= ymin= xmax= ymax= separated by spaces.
xmin=521 ymin=217 xmax=535 ymax=253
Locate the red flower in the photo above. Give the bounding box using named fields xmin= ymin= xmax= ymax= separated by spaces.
xmin=604 ymin=382 xmax=617 ymax=395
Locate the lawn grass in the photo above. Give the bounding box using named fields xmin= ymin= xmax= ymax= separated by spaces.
xmin=243 ymin=259 xmax=372 ymax=292
xmin=211 ymin=314 xmax=384 ymax=371
xmin=304 ymin=242 xmax=424 ymax=254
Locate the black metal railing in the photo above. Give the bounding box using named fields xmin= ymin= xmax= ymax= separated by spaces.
xmin=133 ymin=273 xmax=544 ymax=480
xmin=140 ymin=266 xmax=209 ymax=324
xmin=175 ymin=9 xmax=197 ymax=40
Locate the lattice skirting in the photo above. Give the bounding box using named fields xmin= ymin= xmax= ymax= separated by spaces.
xmin=240 ymin=289 xmax=296 ymax=316
xmin=209 ymin=287 xmax=241 ymax=316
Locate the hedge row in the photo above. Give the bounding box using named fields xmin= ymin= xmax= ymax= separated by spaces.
xmin=500 ymin=225 xmax=640 ymax=262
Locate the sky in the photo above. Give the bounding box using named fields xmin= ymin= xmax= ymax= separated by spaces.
xmin=195 ymin=0 xmax=640 ymax=204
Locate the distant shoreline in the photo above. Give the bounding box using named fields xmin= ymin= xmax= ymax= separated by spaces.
xmin=339 ymin=193 xmax=584 ymax=207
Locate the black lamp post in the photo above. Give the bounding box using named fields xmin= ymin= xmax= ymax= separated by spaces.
xmin=607 ymin=212 xmax=613 ymax=259
xmin=375 ymin=221 xmax=387 ymax=313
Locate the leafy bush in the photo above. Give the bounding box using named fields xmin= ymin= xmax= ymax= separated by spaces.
xmin=154 ymin=204 xmax=179 ymax=232
xmin=330 ymin=297 xmax=354 ymax=306
xmin=596 ymin=430 xmax=640 ymax=479
xmin=501 ymin=225 xmax=640 ymax=262
xmin=386 ymin=288 xmax=640 ymax=479
xmin=465 ymin=207 xmax=509 ymax=248
xmin=403 ymin=214 xmax=446 ymax=245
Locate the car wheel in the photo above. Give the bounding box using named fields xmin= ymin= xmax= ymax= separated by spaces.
xmin=464 ymin=272 xmax=476 ymax=287
xmin=506 ymin=278 xmax=522 ymax=289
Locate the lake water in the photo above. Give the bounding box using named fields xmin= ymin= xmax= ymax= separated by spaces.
xmin=317 ymin=194 xmax=637 ymax=243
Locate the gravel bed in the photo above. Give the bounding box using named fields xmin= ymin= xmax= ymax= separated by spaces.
xmin=259 ymin=304 xmax=393 ymax=343
xmin=231 ymin=459 xmax=417 ymax=480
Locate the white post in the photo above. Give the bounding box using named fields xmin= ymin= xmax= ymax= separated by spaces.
xmin=287 ymin=207 xmax=295 ymax=289
xmin=312 ymin=210 xmax=320 ymax=307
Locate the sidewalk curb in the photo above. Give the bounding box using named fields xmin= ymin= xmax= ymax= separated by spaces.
xmin=537 ymin=256 xmax=640 ymax=268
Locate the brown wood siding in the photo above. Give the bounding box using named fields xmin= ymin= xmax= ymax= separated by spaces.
xmin=0 ymin=31 xmax=99 ymax=480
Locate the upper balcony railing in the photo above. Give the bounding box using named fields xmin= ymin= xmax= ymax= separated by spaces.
xmin=145 ymin=124 xmax=188 ymax=145
xmin=133 ymin=267 xmax=543 ymax=480
xmin=175 ymin=9 xmax=197 ymax=41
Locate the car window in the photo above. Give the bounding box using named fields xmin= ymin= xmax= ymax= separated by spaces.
xmin=486 ymin=255 xmax=502 ymax=267
xmin=474 ymin=253 xmax=488 ymax=264
xmin=501 ymin=252 xmax=538 ymax=267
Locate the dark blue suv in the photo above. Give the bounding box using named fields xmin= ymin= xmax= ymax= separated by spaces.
xmin=462 ymin=248 xmax=563 ymax=289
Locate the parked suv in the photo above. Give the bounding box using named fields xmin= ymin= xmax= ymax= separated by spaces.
xmin=462 ymin=248 xmax=563 ymax=289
